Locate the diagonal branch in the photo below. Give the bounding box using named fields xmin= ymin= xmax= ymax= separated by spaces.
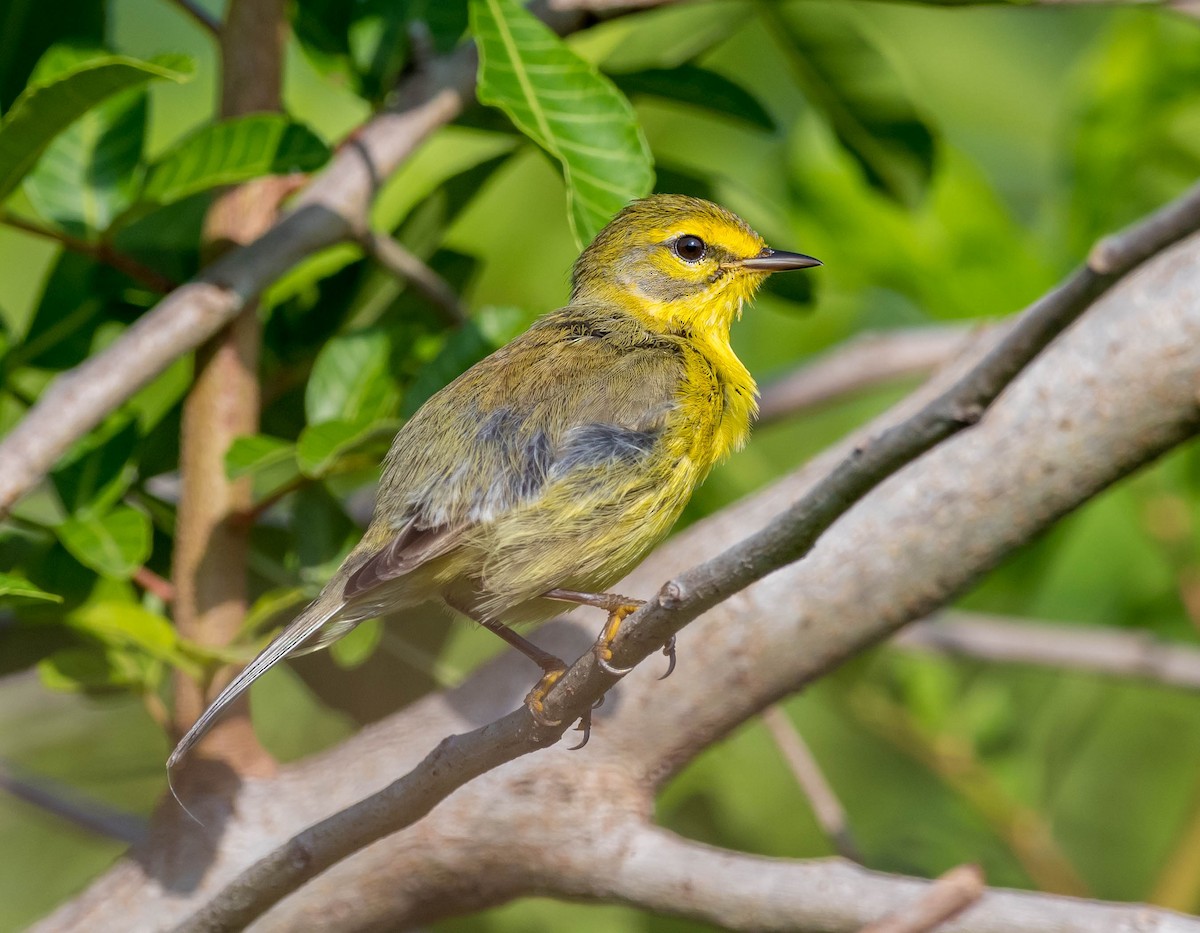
xmin=172 ymin=181 xmax=1200 ymax=931
xmin=39 ymin=182 xmax=1200 ymax=933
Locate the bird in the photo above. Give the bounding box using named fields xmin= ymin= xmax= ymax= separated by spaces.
xmin=168 ymin=193 xmax=820 ymax=776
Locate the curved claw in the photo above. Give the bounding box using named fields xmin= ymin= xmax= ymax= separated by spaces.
xmin=658 ymin=635 xmax=678 ymax=680
xmin=594 ymin=644 xmax=634 ymax=676
xmin=567 ymin=710 xmax=593 ymax=750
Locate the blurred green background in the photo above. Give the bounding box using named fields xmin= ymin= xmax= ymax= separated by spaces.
xmin=2 ymin=0 xmax=1200 ymax=929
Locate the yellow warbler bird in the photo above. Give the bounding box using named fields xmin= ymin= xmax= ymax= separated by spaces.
xmin=169 ymin=194 xmax=819 ymax=770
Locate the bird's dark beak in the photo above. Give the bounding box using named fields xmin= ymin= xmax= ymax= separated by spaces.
xmin=737 ymin=247 xmax=822 ymax=271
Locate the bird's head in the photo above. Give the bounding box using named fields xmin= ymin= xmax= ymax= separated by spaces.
xmin=570 ymin=193 xmax=820 ymax=336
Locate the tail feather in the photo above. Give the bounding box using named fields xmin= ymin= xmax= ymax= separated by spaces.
xmin=167 ymin=594 xmax=348 ymax=775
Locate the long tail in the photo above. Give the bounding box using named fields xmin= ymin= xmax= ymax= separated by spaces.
xmin=167 ymin=590 xmax=350 ymax=783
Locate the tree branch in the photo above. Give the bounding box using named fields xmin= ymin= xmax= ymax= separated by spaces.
xmin=168 ymin=182 xmax=1200 ymax=931
xmin=168 ymin=0 xmax=287 ymax=781
xmin=1 ymin=210 xmax=180 ymax=293
xmin=37 ymin=196 xmax=1200 ymax=932
xmin=895 ymin=612 xmax=1200 ymax=690
xmin=0 ymin=761 xmax=146 ymax=845
xmin=359 ymin=229 xmax=469 ymax=326
xmin=585 ymin=826 xmax=1185 ymax=933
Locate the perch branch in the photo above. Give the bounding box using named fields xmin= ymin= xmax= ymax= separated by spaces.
xmin=172 ymin=179 xmax=1200 ymax=933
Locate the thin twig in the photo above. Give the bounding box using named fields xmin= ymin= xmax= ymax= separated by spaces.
xmin=1 ymin=211 xmax=179 ymax=293
xmin=166 ymin=0 xmax=222 ymax=36
xmin=132 ymin=566 xmax=176 ymax=603
xmin=171 ymin=170 xmax=1200 ymax=933
xmin=0 ymin=760 xmax=146 ymax=844
xmin=756 ymin=324 xmax=983 ymax=426
xmin=895 ymin=611 xmax=1200 ymax=690
xmin=858 ymin=864 xmax=986 ymax=933
xmin=360 ymin=229 xmax=469 ymax=326
xmin=761 ymin=705 xmax=861 ymax=861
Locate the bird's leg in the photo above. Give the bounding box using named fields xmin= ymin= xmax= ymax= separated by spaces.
xmin=543 ymin=588 xmax=646 ymax=676
xmin=475 ymin=614 xmax=569 ymax=727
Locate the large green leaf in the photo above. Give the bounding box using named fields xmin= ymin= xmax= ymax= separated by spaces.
xmin=0 ymin=52 xmax=193 ymax=203
xmin=139 ymin=115 xmax=331 ymax=210
xmin=763 ymin=2 xmax=936 ymax=206
xmin=470 ymin=0 xmax=654 ymax=244
xmin=18 ymin=41 xmax=147 ymax=237
xmin=56 ymin=505 xmax=151 ymax=579
xmin=305 ymin=328 xmax=399 ymax=425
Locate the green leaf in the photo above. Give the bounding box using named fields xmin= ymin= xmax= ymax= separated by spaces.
xmin=470 ymin=0 xmax=654 ymax=244
xmin=0 ymin=572 xmax=62 ymax=604
xmin=296 ymin=418 xmax=400 ymax=478
xmin=51 ymin=417 xmax=139 ymax=516
xmin=0 ymin=51 xmax=193 ymax=204
xmin=138 ymin=115 xmax=330 ymax=210
xmin=225 ymin=434 xmax=297 ymax=480
xmin=305 ymin=328 xmax=399 ymax=425
xmin=765 ymin=3 xmax=936 ymax=206
xmin=66 ymin=600 xmax=201 ymax=675
xmin=56 ymin=505 xmax=151 ymax=579
xmin=612 ymin=66 xmax=775 ymax=130
xmin=23 ymin=86 xmax=146 ymax=237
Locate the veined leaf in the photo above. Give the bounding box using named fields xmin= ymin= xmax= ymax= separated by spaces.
xmin=763 ymin=2 xmax=936 ymax=206
xmin=296 ymin=418 xmax=400 ymax=478
xmin=56 ymin=505 xmax=151 ymax=579
xmin=0 ymin=572 xmax=62 ymax=605
xmin=23 ymin=88 xmax=146 ymax=236
xmin=470 ymin=0 xmax=654 ymax=244
xmin=139 ymin=115 xmax=330 ymax=209
xmin=0 ymin=52 xmax=193 ymax=203
xmin=305 ymin=328 xmax=399 ymax=425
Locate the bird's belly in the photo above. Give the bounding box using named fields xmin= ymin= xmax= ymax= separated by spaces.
xmin=463 ymin=452 xmax=703 ymax=623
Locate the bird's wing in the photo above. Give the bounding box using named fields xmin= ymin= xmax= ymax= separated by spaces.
xmin=343 ymin=308 xmax=688 ymax=601
xmin=167 ymin=310 xmax=685 ymax=786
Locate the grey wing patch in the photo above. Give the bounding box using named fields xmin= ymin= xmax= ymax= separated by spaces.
xmin=551 ymin=422 xmax=661 ymax=477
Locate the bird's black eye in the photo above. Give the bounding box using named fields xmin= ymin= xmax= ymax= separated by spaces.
xmin=673 ymin=235 xmax=706 ymax=263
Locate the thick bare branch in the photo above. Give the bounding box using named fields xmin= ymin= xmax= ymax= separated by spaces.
xmin=165 ymin=182 xmax=1200 ymax=930
xmin=36 ymin=209 xmax=1200 ymax=932
xmin=593 ymin=829 xmax=1165 ymax=933
xmin=895 ymin=612 xmax=1200 ymax=690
